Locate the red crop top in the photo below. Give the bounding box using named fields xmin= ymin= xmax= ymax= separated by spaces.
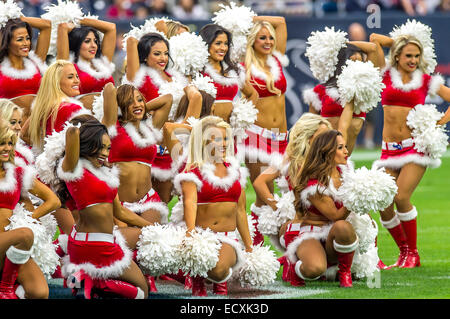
xmin=0 ymin=56 xmax=42 ymax=99
xmin=45 ymin=100 xmax=91 ymax=137
xmin=201 ymin=63 xmax=243 ymax=102
xmin=74 ymin=56 xmax=115 ymax=95
xmin=174 ymin=160 xmax=248 ymax=204
xmin=244 ymin=52 xmax=287 ymax=98
xmin=108 ymin=119 xmax=158 ymax=166
xmin=381 ymin=67 xmax=443 ymax=108
xmin=0 ymin=163 xmax=36 ymax=210
xmin=125 ymin=65 xmax=173 ymax=102
xmin=57 ymin=158 xmax=119 ymax=211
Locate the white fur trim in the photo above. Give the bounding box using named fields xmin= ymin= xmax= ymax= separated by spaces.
xmin=380 ymin=214 xmax=401 ymax=229
xmin=199 ymin=161 xmax=241 ymax=192
xmin=122 ymin=200 xmax=169 ymax=224
xmin=302 ymin=87 xmax=322 ymax=112
xmin=294 ymin=260 xmax=322 ymax=281
xmin=27 ymin=50 xmax=48 ymax=75
xmin=58 ymin=234 xmax=68 ymax=254
xmin=0 ymin=55 xmax=40 ymax=79
xmin=0 ymin=162 xmax=17 ymax=193
xmin=239 ymin=166 xmax=249 ymax=189
xmin=397 ymin=206 xmax=417 ymax=221
xmin=372 ymin=153 xmax=441 ymax=170
xmin=56 ymin=159 xmax=84 ymax=182
xmin=389 ymin=67 xmax=423 ymax=92
xmin=15 ymin=140 xmax=35 ymax=165
xmin=107 ymin=125 xmax=118 ymax=139
xmin=250 ymin=54 xmax=281 ymax=82
xmin=15 ymin=285 xmax=25 ymax=299
xmin=135 ymin=287 xmax=145 ymax=299
xmin=269 ymin=234 xmax=285 ymax=253
xmin=21 ymin=165 xmax=37 ymax=195
xmin=173 ymin=172 xmax=203 ymax=194
xmin=299 ymin=179 xmax=341 ymax=209
xmin=204 ymin=62 xmax=240 ymax=87
xmin=76 ymin=55 xmax=115 ymax=80
xmin=123 ymin=121 xmax=158 ymax=148
xmin=272 ymin=50 xmax=289 ymax=67
xmin=5 ymin=246 xmax=32 ymax=264
xmin=61 ymin=227 xmax=133 ymax=279
xmin=428 ymin=74 xmax=444 ymax=96
xmin=333 ymin=238 xmax=359 ymax=253
xmin=243 ymin=145 xmax=285 ymax=165
xmin=250 ymin=202 xmax=265 ymax=217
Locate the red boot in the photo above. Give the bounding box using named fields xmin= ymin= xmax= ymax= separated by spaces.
xmin=0 ymin=246 xmax=31 ymax=299
xmin=277 ymin=256 xmax=290 ymax=282
xmin=381 ymin=215 xmax=409 ymax=268
xmin=192 ymin=276 xmax=207 ymax=297
xmin=161 ymin=270 xmax=193 ymax=290
xmin=213 ymin=282 xmax=228 ymax=295
xmin=145 ymin=275 xmax=158 ymax=293
xmin=399 ymin=208 xmax=420 ymax=268
xmin=290 ymin=261 xmax=305 ymax=287
xmin=93 ymin=278 xmax=145 ymax=299
xmin=250 ymin=204 xmax=264 ymax=246
xmin=374 ymin=237 xmax=389 ymax=270
xmin=333 ymin=239 xmax=358 ymax=288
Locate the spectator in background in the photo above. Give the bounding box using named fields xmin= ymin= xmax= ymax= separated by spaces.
xmin=172 ymin=0 xmax=210 ymax=20
xmin=348 ymin=22 xmax=377 ymax=149
xmin=441 ymin=0 xmax=450 ymax=11
xmin=107 ymin=0 xmax=134 ymax=19
xmin=147 ymin=0 xmax=171 ymax=15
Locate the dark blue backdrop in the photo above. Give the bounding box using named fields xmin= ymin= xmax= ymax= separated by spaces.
xmin=116 ymin=12 xmax=450 ymax=142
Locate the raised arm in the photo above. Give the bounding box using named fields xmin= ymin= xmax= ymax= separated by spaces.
xmin=80 ymin=18 xmax=117 ymax=62
xmin=27 ymin=180 xmax=61 ymax=220
xmin=253 ymin=16 xmax=287 ymax=54
xmin=126 ymin=37 xmax=140 ymax=83
xmin=145 ymin=93 xmax=173 ymax=129
xmin=61 ymin=126 xmax=80 ymax=173
xmin=182 ymin=85 xmax=202 ymax=121
xmin=21 ymin=16 xmax=51 ymax=62
xmin=337 ymin=101 xmax=355 ymax=146
xmin=348 ymin=41 xmax=380 ymax=67
xmin=236 ymin=190 xmax=253 ymax=252
xmin=162 ymin=122 xmax=191 ymax=156
xmin=56 ymin=22 xmax=75 ymax=61
xmin=369 ymin=33 xmax=394 ymax=70
xmin=101 ymin=82 xmax=118 ymax=128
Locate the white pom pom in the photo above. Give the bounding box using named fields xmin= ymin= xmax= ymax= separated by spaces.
xmin=91 ymin=91 xmax=104 ymax=122
xmin=122 ymin=18 xmax=168 ymax=52
xmin=351 ymin=246 xmax=380 ymax=279
xmin=168 ymin=32 xmax=209 ymax=76
xmin=257 ymin=205 xmax=279 ymax=236
xmin=212 ymin=2 xmax=256 ymax=36
xmin=305 ymin=26 xmax=348 ymax=82
xmin=238 ymin=245 xmax=280 ymax=287
xmin=5 ymin=205 xmax=59 ymax=279
xmin=337 ymin=166 xmax=398 ymax=215
xmin=191 ymin=74 xmax=217 ymax=98
xmin=230 ymin=98 xmax=259 ymax=141
xmin=337 ymin=60 xmax=385 ymax=114
xmin=136 ymin=224 xmax=184 ymax=276
xmin=178 ymin=228 xmax=221 ymax=278
xmin=0 ymin=0 xmax=23 ymax=29
xmin=236 ymin=214 xmax=256 ymax=245
xmin=273 ymin=191 xmax=297 ymax=226
xmin=169 ymin=200 xmax=184 ymax=224
xmin=406 ymin=104 xmax=449 ymax=159
xmin=346 ymin=212 xmax=378 ymax=254
xmin=389 ymin=19 xmax=436 ymax=74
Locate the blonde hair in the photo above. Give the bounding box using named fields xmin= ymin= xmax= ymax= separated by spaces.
xmin=389 ymin=35 xmax=428 ymax=73
xmin=245 ymin=21 xmax=281 ymax=96
xmin=286 ymin=113 xmax=332 ymax=183
xmin=166 ymin=21 xmax=190 ymax=39
xmin=28 ymin=60 xmax=74 ymax=148
xmin=185 ymin=116 xmax=234 ymax=171
xmin=0 ymin=120 xmax=17 ymax=164
xmin=0 ymin=99 xmax=23 ymax=122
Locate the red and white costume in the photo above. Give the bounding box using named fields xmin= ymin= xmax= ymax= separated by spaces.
xmin=56 ymin=158 xmax=133 ymax=280
xmin=200 ymin=62 xmax=244 ymax=104
xmin=303 ymin=84 xmax=367 ymax=120
xmin=240 ymin=51 xmax=289 ymax=164
xmin=0 ymin=51 xmax=47 ymax=99
xmin=73 ymin=56 xmax=115 ymax=95
xmin=45 ymin=98 xmax=91 ymax=137
xmin=123 ymin=65 xmax=187 ymax=183
xmin=14 ymin=140 xmax=35 ymax=169
xmin=373 ymin=67 xmax=444 ymax=170
xmin=107 ymin=119 xmax=169 ymax=222
xmin=0 ymin=162 xmax=36 ymax=210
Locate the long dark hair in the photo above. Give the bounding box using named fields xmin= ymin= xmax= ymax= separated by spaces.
xmin=174 ymin=90 xmax=214 ymax=120
xmin=116 ymin=84 xmax=148 ymax=124
xmin=137 ymin=32 xmax=172 ymax=68
xmin=0 ymin=19 xmax=33 ymax=63
xmin=68 ymin=26 xmax=102 ymax=62
xmin=199 ymin=24 xmax=238 ymax=75
xmin=293 ymin=130 xmax=342 ymax=214
xmin=78 ymin=120 xmax=109 ymax=158
xmin=324 ymin=44 xmax=366 ymax=88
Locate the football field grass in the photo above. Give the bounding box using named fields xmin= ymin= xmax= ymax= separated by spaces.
xmin=247 ymin=148 xmax=450 ymax=299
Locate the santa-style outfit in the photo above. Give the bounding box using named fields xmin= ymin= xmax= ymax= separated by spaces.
xmin=45 ymin=99 xmax=91 ymax=137
xmin=73 ymin=56 xmax=115 ymax=95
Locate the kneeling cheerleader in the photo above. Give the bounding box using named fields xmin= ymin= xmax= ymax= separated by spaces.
xmin=170 ymin=116 xmax=279 ymax=296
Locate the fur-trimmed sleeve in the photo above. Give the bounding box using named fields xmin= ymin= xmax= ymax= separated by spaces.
xmin=299 ymin=181 xmax=334 ymax=208
xmin=428 ymin=74 xmax=444 ymax=96
xmin=272 ymin=50 xmax=289 ymax=67
xmin=20 ymin=165 xmax=37 ymax=196
xmin=173 ymin=171 xmax=203 ymax=195
xmin=56 ymin=159 xmax=84 ymax=182
xmin=302 ymin=87 xmax=322 ymax=112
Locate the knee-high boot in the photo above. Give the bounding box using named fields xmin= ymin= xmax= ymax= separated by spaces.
xmin=0 ymin=246 xmax=32 ymax=299
xmin=250 ymin=203 xmax=265 ymax=246
xmin=398 ymin=207 xmax=420 ymax=268
xmin=333 ymin=239 xmax=358 ymax=288
xmin=380 ymin=214 xmax=409 ymax=268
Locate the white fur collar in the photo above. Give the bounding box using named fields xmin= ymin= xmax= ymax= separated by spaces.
xmin=127 ymin=65 xmax=171 ymax=90
xmin=123 ymin=119 xmax=158 ymax=148
xmin=250 ymin=54 xmax=281 ymax=82
xmin=203 ymin=62 xmax=240 ymax=87
xmin=199 ymin=158 xmax=241 ymax=191
xmin=0 ymin=162 xmax=17 ymax=193
xmin=0 ymin=56 xmax=39 ymax=79
xmin=76 ymin=56 xmax=115 ymax=80
xmin=389 ymin=67 xmax=423 ymax=92
xmin=15 ymin=139 xmax=35 ymax=165
xmin=300 ymin=176 xmax=341 ymax=208
xmin=325 ymin=87 xmax=344 ymax=106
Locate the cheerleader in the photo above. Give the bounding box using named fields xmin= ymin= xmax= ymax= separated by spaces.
xmin=99 ymin=83 xmax=172 ymax=226
xmin=252 ymin=113 xmax=332 ymax=285
xmin=0 ymin=123 xmax=61 ymax=299
xmin=198 ymin=23 xmax=257 ymax=123
xmin=240 ymin=16 xmax=288 ymax=246
xmin=57 ymin=120 xmax=152 ymax=299
xmin=154 ymin=19 xmax=190 ymax=39
xmin=369 ymin=28 xmax=450 ymax=268
xmin=174 ymin=116 xmax=253 ymax=296
xmin=288 ymin=130 xmax=358 ymax=288
xmin=125 ymin=31 xmax=188 ymax=203
xmin=56 ymin=17 xmax=116 ymax=105
xmin=0 ymin=12 xmax=50 ymax=118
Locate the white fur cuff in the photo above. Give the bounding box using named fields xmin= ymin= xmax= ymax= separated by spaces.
xmin=6 ymin=245 xmax=32 ymax=264
xmin=397 ymin=206 xmax=417 ymax=222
